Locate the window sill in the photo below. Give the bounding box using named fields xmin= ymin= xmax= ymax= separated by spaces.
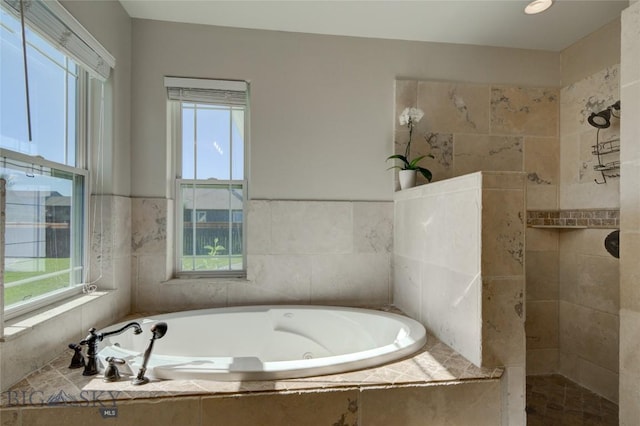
xmin=527 ymin=225 xmax=588 ymax=229
xmin=1 ymin=291 xmax=111 ymax=342
xmin=162 ymin=276 xmax=249 ymax=286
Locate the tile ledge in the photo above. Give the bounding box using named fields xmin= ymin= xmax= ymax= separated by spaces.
xmin=528 ymin=225 xmax=588 ymax=229
xmin=162 ymin=277 xmax=250 ymax=286
xmin=1 ymin=291 xmax=112 ymax=342
xmin=1 ymin=332 xmax=504 ymax=408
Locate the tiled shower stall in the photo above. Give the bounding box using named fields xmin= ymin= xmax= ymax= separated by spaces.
xmin=395 ymin=35 xmax=622 ymax=416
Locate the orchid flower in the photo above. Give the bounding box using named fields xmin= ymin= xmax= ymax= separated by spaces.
xmin=387 ymin=106 xmax=433 ymax=182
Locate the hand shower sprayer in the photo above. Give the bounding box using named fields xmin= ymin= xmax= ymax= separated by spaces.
xmin=132 ymin=322 xmax=168 ymax=385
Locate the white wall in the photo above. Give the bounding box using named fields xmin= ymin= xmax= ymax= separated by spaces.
xmin=127 ymin=19 xmax=560 ymax=319
xmin=61 ymin=0 xmax=132 ymax=197
xmin=130 ymin=19 xmax=560 ymax=200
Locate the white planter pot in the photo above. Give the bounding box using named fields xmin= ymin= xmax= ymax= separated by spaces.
xmin=399 ymin=169 xmax=417 ymax=190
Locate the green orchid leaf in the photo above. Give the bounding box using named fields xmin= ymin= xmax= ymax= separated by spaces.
xmin=387 ymin=153 xmax=434 ymax=180
xmin=386 ymin=154 xmax=409 ymax=163
xmin=407 ymin=155 xmax=428 ymax=168
xmin=417 ymin=167 xmax=433 ymax=182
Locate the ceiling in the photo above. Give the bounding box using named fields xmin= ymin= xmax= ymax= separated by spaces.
xmin=118 ymin=0 xmax=629 ymax=52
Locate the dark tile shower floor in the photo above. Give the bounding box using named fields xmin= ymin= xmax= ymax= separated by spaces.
xmin=526 ymin=375 xmax=618 ymax=426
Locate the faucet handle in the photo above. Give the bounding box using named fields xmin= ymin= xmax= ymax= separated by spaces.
xmin=103 ymin=357 xmax=126 ymax=382
xmin=107 ymin=357 xmax=126 ymax=365
xmin=79 ymin=327 xmax=99 ymax=346
xmin=68 ymin=343 xmax=85 ymax=369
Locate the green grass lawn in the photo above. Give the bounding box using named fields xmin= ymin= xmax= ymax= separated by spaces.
xmin=4 ymin=258 xmax=71 ymax=306
xmin=3 ymin=256 xmax=243 ymax=306
xmin=181 ymin=255 xmax=243 ymax=271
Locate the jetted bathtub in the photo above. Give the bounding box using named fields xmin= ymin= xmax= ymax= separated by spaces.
xmin=97 ymin=305 xmax=427 ymax=381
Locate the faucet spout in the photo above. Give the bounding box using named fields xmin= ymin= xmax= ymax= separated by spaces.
xmin=101 ymin=322 xmax=143 ymax=338
xmin=79 ymin=322 xmax=143 ymax=376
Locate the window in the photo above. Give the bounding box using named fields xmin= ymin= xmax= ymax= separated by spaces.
xmin=1 ymin=0 xmax=113 ymax=318
xmin=166 ymin=78 xmax=248 ymax=277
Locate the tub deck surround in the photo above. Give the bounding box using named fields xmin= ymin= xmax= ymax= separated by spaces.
xmin=0 ymin=330 xmax=502 ymax=409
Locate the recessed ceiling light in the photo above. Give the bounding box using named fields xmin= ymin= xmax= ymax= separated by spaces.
xmin=525 ymin=0 xmax=553 ymax=15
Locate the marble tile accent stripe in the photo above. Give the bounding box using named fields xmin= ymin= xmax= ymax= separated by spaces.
xmin=527 ymin=209 xmax=619 ymax=228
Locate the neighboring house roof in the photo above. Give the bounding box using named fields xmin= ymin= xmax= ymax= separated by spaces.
xmin=4 ymin=190 xmax=70 ymax=207
xmin=46 ymin=196 xmax=72 ymax=207
xmin=181 ymin=187 xmax=243 ymax=210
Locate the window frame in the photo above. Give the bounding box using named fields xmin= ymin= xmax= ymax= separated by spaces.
xmin=169 ymin=85 xmax=249 ymax=279
xmin=1 ymin=65 xmax=91 ymax=321
xmin=1 ymin=0 xmax=113 ymax=323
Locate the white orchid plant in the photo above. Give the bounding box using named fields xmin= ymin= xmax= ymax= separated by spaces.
xmin=387 ymin=107 xmax=433 ymax=182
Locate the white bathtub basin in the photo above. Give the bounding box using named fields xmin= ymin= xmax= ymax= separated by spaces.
xmin=97 ymin=305 xmax=427 ymax=381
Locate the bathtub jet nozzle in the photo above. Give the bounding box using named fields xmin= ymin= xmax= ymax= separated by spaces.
xmin=132 ymin=322 xmax=168 ymax=386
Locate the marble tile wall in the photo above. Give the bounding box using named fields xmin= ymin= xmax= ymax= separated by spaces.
xmin=481 ymin=173 xmax=527 ymax=426
xmin=397 ymin=84 xmax=554 ymax=410
xmin=393 ymin=171 xmax=526 ymax=426
xmin=0 ymin=381 xmax=502 ymax=426
xmin=131 ymin=199 xmax=393 ymax=312
xmin=555 ymin=58 xmax=621 ymax=402
xmin=619 ymin=2 xmax=640 ymax=424
xmin=557 ymin=229 xmax=620 ymax=403
xmin=90 ymin=196 xmax=133 ymax=300
xmin=395 ymin=80 xmax=559 ymax=210
xmin=394 ymin=173 xmax=483 ymax=364
xmin=395 ymin=80 xmax=560 ymax=406
xmin=525 ymin=227 xmax=560 ymax=375
xmin=560 ymin=66 xmax=621 ymax=209
xmin=360 ymin=381 xmax=501 ymax=426
xmin=520 ymin=23 xmax=624 ymax=404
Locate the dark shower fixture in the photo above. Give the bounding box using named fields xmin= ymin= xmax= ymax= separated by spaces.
xmin=588 ymin=101 xmax=621 ymax=129
xmin=604 ymin=230 xmax=619 ymax=259
xmin=588 ymin=109 xmax=611 ymax=128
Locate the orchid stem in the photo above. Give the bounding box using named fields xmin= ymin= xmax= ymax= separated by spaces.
xmin=404 ymin=121 xmax=413 ymax=161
